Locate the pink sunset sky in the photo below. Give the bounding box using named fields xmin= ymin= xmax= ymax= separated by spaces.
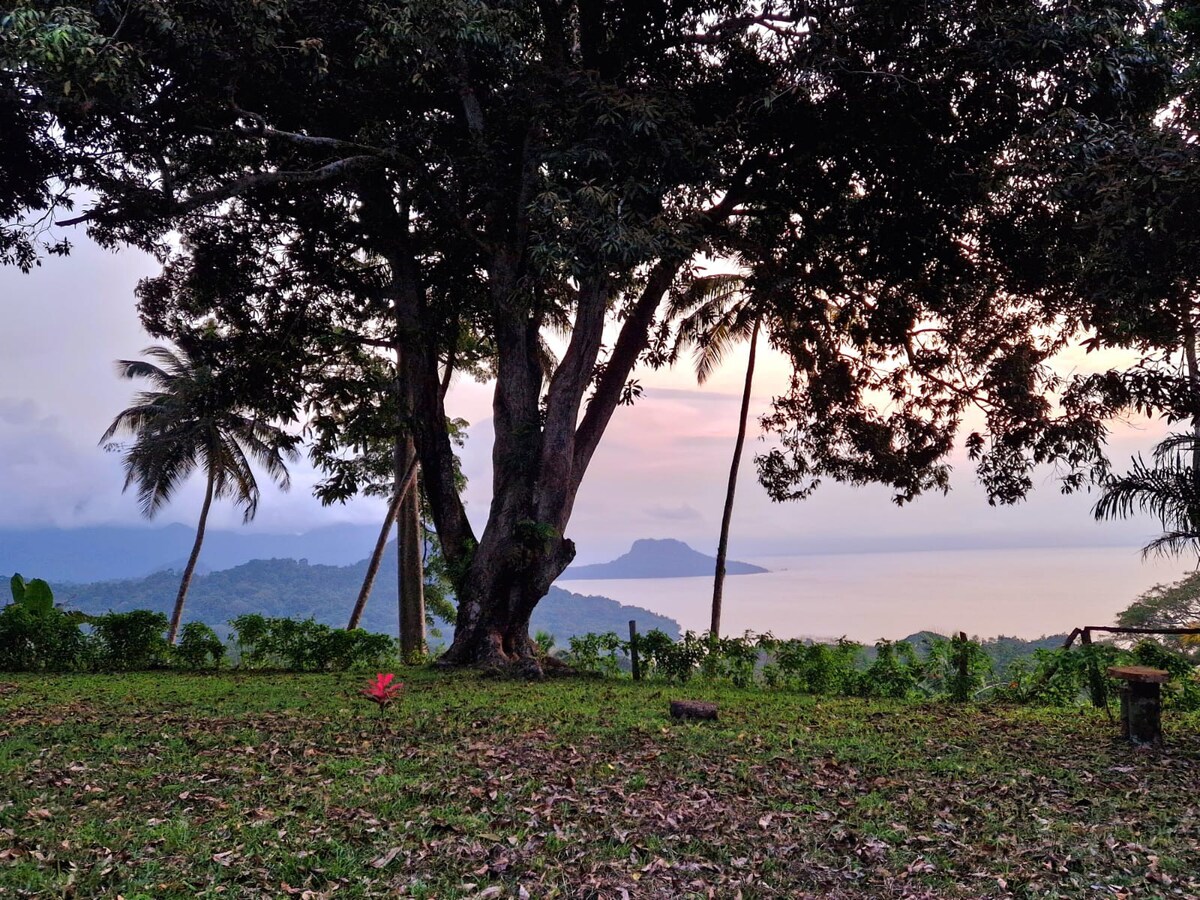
xmin=0 ymin=237 xmax=1169 ymax=563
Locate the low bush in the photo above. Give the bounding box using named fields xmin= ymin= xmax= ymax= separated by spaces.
xmin=563 ymin=628 xmax=1200 ymax=710
xmin=860 ymin=639 xmax=922 ymax=699
xmin=173 ymin=622 xmax=226 ymax=670
xmin=770 ymin=638 xmax=863 ymax=694
xmin=564 ymin=630 xmax=626 ymax=676
xmin=924 ymin=634 xmax=993 ymax=702
xmin=0 ymin=574 xmax=87 ymax=672
xmin=0 ymin=603 xmax=87 ymax=672
xmin=228 ymin=614 xmax=394 ymax=671
xmin=91 ymin=611 xmax=171 ymax=671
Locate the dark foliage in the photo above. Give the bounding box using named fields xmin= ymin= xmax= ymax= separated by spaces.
xmin=2 ymin=0 xmax=1171 ymax=664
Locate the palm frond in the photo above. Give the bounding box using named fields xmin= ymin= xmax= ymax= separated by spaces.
xmin=667 ymin=272 xmax=747 ymax=318
xmin=676 ymin=303 xmax=758 ymax=384
xmin=536 ymin=335 xmax=560 ymax=381
xmin=1142 ymin=530 xmax=1200 ymax=560
xmin=1095 ymin=437 xmax=1200 ymax=559
xmin=103 ymin=343 xmax=294 ymax=523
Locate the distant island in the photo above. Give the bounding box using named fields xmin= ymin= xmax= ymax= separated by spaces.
xmin=559 ymin=538 xmax=768 ymax=580
xmin=34 ymin=540 xmax=680 ymax=645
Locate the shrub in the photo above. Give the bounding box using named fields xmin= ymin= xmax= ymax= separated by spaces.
xmin=0 ymin=574 xmax=87 ymax=672
xmin=860 ymin=640 xmax=923 ymax=699
xmin=91 ymin=611 xmax=170 ymax=670
xmin=924 ymin=634 xmax=992 ymax=702
xmin=774 ymin=638 xmax=862 ymax=694
xmin=0 ymin=603 xmax=86 ymax=672
xmin=229 ymin=613 xmax=270 ymax=666
xmin=701 ymin=632 xmax=768 ymax=686
xmin=565 ymin=631 xmax=626 ymax=676
xmin=173 ymin=622 xmax=226 ymax=670
xmin=534 ymin=630 xmax=557 ymax=656
xmin=322 ymin=627 xmax=395 ymax=671
xmin=644 ymin=629 xmax=709 ymax=682
xmin=1129 ymin=639 xmax=1200 ymax=710
xmin=228 ymin=615 xmax=394 ymax=671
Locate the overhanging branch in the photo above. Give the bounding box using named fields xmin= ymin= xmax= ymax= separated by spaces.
xmin=57 ymin=155 xmax=381 ymax=227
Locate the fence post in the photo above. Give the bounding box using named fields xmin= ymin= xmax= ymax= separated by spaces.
xmin=956 ymin=631 xmax=969 ymax=702
xmin=629 ymin=620 xmax=641 ymax=682
xmin=1080 ymin=628 xmax=1109 ymax=710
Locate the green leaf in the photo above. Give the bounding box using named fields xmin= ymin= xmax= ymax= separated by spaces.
xmin=22 ymin=578 xmax=54 ymax=616
xmin=9 ymin=573 xmax=25 ymax=605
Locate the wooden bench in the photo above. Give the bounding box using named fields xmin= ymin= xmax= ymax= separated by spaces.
xmin=1106 ymin=665 xmax=1170 ymax=746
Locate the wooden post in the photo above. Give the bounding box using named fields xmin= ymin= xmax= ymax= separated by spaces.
xmin=956 ymin=631 xmax=969 ymax=702
xmin=1107 ymin=666 xmax=1169 ymax=746
xmin=628 ymin=620 xmax=641 ymax=682
xmin=1080 ymin=629 xmax=1108 ymax=709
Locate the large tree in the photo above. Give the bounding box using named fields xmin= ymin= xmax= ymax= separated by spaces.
xmin=101 ymin=344 xmax=299 ymax=643
xmin=1022 ymin=2 xmax=1200 ymax=554
xmin=4 ymin=0 xmax=1166 ymax=668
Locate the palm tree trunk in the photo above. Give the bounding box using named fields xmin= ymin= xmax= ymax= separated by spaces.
xmin=710 ymin=316 xmax=760 ymax=638
xmin=347 ymin=450 xmax=418 ymax=630
xmin=168 ymin=469 xmax=215 ymax=644
xmin=397 ymin=436 xmax=426 ymax=659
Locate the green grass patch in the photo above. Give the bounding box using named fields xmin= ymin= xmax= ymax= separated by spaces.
xmin=1 ymin=671 xmax=1198 ymax=898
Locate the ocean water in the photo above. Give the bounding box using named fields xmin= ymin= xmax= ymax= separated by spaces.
xmin=562 ymin=546 xmax=1194 ymax=642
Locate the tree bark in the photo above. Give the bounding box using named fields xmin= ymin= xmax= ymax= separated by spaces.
xmin=398 ymin=437 xmax=426 ymax=659
xmin=710 ymin=317 xmax=760 ymax=638
xmin=347 ymin=451 xmax=418 ymax=631
xmin=167 ymin=469 xmax=214 ymax=644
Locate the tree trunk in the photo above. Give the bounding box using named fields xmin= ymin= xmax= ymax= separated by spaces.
xmin=362 ymin=176 xmax=717 ymax=670
xmin=167 ymin=469 xmax=214 ymax=644
xmin=347 ymin=452 xmax=418 ymax=631
xmin=710 ymin=317 xmax=760 ymax=638
xmin=439 ymin=525 xmax=577 ymax=670
xmin=397 ymin=436 xmax=426 ymax=659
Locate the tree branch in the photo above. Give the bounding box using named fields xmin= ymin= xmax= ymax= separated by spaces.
xmin=536 ymin=276 xmax=611 ymax=528
xmin=232 ymin=107 xmax=393 ymax=156
xmin=57 ymin=155 xmax=381 ymax=227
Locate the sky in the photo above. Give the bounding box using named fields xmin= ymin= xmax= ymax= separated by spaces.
xmin=0 ymin=236 xmax=1174 ymax=565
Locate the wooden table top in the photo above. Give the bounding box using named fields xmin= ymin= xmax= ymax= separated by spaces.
xmin=1106 ymin=665 xmax=1170 ymax=684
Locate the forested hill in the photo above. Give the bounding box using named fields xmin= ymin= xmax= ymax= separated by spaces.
xmin=0 ymin=523 xmax=384 ymax=583
xmin=43 ymin=544 xmax=681 ymax=644
xmin=561 ymin=538 xmax=768 ymax=579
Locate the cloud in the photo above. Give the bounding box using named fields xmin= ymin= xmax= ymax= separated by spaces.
xmin=643 ymin=503 xmax=704 ymax=522
xmin=0 ymin=398 xmax=43 ymax=427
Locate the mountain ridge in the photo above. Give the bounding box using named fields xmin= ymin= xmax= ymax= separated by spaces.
xmin=20 ymin=542 xmax=681 ymax=644
xmin=0 ymin=522 xmax=388 ymax=583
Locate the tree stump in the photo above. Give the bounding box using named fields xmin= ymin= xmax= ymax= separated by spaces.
xmin=1107 ymin=665 xmax=1169 ymax=746
xmin=670 ymin=700 xmax=718 ymax=721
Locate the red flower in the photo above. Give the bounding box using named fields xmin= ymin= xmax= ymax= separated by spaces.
xmin=361 ymin=672 xmax=403 ymax=708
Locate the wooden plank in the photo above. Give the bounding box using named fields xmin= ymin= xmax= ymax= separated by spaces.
xmin=1084 ymin=626 xmax=1200 ymax=637
xmin=1106 ymin=665 xmax=1170 ymax=684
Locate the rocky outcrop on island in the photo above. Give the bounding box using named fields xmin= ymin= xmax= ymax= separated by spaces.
xmin=559 ymin=538 xmax=768 ymax=580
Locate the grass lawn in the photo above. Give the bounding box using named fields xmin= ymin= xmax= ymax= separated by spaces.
xmin=1 ymin=671 xmax=1198 ymax=899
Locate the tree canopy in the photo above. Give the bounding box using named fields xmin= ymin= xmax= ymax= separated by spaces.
xmin=1 ymin=0 xmax=1171 ymax=665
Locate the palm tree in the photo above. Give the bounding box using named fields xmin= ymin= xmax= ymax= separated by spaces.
xmin=101 ymin=344 xmax=299 ymax=643
xmin=1094 ymin=431 xmax=1200 ymax=558
xmin=671 ymin=272 xmax=762 ymax=638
